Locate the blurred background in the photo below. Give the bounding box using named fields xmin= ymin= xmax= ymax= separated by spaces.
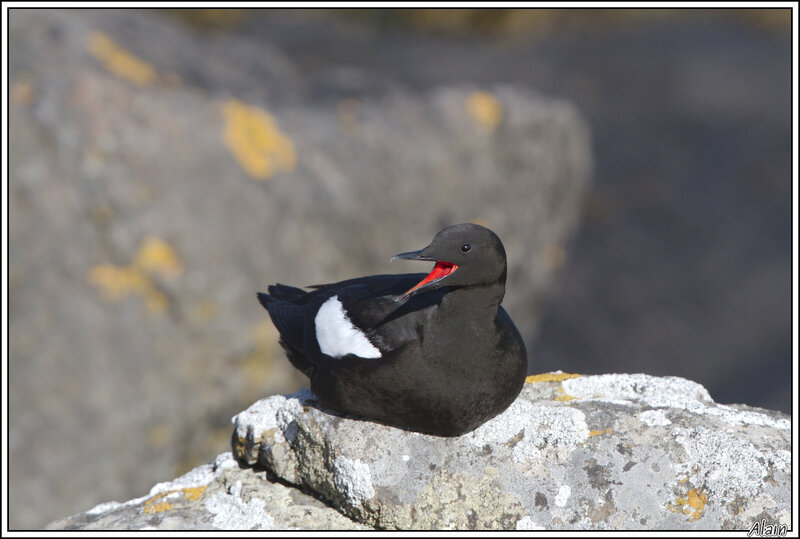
xmin=7 ymin=8 xmax=792 ymax=529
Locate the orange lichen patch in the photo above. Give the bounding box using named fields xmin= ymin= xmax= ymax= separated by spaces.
xmin=182 ymin=485 xmax=207 ymax=501
xmin=134 ymin=236 xmax=183 ymax=279
xmin=88 ymin=236 xmax=181 ymax=315
xmin=670 ymin=488 xmax=708 ymax=522
xmin=526 ymin=372 xmax=581 ymax=383
xmin=86 ymin=31 xmax=158 ymax=87
xmin=222 ymin=99 xmax=296 ymax=180
xmin=465 ymin=91 xmax=503 ymax=133
xmin=589 ymin=428 xmax=613 ymax=437
xmin=142 ymin=486 xmax=206 ymax=512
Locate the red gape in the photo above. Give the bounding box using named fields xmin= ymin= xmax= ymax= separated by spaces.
xmin=397 ymin=261 xmax=458 ymax=300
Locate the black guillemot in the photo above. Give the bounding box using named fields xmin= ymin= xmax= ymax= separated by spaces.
xmin=257 ymin=223 xmax=527 ymax=436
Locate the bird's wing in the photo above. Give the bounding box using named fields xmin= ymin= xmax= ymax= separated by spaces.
xmin=319 ymin=273 xmax=426 ymax=329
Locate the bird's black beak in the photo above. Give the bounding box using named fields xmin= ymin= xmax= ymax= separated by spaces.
xmin=389 ymin=249 xmax=435 ymax=263
xmin=389 ymin=248 xmax=458 ymax=301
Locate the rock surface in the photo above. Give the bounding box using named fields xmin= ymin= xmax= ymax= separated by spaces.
xmin=46 ymin=452 xmax=366 ymax=531
xmin=48 ymin=373 xmax=792 ymax=530
xmin=9 ymin=9 xmax=591 ymax=527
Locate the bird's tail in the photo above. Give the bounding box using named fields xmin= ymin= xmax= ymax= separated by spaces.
xmin=257 ymin=283 xmax=309 ymax=310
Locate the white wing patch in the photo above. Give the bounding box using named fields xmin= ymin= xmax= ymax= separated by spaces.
xmin=315 ymin=296 xmax=382 ymax=359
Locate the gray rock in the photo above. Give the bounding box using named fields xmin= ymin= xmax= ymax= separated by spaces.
xmin=231 ymin=373 xmax=791 ymax=530
xmin=9 ymin=9 xmax=591 ymax=528
xmin=46 ymin=452 xmax=367 ymax=530
xmin=47 ymin=373 xmax=790 ymax=531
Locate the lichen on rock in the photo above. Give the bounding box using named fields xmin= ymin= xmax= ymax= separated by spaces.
xmin=48 ymin=373 xmax=791 ymax=531
xmin=223 ymin=373 xmax=791 ymax=530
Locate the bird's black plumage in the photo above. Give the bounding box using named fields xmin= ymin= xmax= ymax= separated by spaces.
xmin=257 ymin=223 xmax=527 ymax=436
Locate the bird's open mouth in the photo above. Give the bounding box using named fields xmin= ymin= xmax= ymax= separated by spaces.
xmin=396 ymin=261 xmax=458 ymax=301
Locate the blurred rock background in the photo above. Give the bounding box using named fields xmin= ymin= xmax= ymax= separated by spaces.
xmin=7 ymin=8 xmax=791 ymax=530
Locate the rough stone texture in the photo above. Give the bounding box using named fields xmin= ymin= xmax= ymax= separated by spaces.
xmin=47 ymin=373 xmax=791 ymax=531
xmin=230 ymin=374 xmax=790 ymax=530
xmin=11 ymin=8 xmax=790 ymax=530
xmin=8 ymin=9 xmax=590 ymax=528
xmin=46 ymin=452 xmax=366 ymax=530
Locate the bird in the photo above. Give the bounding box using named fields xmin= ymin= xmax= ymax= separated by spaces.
xmin=257 ymin=223 xmax=527 ymax=436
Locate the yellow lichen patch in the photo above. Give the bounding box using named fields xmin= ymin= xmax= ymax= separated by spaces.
xmin=182 ymin=485 xmax=207 ymax=501
xmin=145 ymin=501 xmax=174 ymax=514
xmin=88 ymin=236 xmax=181 ymax=316
xmin=554 ymin=386 xmax=578 ymax=402
xmin=143 ymin=492 xmax=175 ymax=514
xmin=88 ymin=264 xmax=167 ymax=315
xmin=686 ymin=489 xmax=708 ymax=521
xmin=526 ymin=372 xmax=581 ymax=383
xmin=589 ymin=428 xmax=613 ymax=437
xmin=465 ymin=90 xmax=503 ymax=133
xmin=670 ymin=488 xmax=708 ymax=522
xmin=554 ymin=395 xmax=578 ymax=402
xmin=222 ymin=99 xmax=296 ymax=180
xmin=134 ymin=236 xmax=183 ymax=279
xmin=86 ymin=31 xmax=158 ymax=87
xmin=88 ymin=265 xmax=149 ymax=301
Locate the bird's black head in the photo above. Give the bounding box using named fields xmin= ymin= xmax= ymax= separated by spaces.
xmin=390 ymin=223 xmax=507 ymax=301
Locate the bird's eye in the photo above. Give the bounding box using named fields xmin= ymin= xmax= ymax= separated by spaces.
xmin=460 ymin=242 xmax=471 ymax=253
